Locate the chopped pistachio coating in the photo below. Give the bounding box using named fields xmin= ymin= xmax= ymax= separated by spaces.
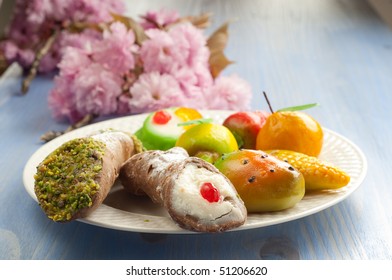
xmin=34 ymin=137 xmax=106 ymax=222
xmin=130 ymin=134 xmax=145 ymax=154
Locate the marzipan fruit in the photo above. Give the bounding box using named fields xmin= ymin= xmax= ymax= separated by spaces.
xmin=214 ymin=149 xmax=305 ymax=212
xmin=267 ymin=149 xmax=350 ymax=191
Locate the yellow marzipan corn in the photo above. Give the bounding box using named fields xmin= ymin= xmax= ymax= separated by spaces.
xmin=266 ymin=150 xmax=350 ymax=191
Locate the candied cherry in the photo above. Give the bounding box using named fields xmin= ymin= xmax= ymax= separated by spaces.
xmin=152 ymin=110 xmax=172 ymax=125
xmin=200 ymin=182 xmax=220 ymax=203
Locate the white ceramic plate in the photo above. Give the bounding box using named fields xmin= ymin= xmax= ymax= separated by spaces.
xmin=23 ymin=110 xmax=367 ymax=234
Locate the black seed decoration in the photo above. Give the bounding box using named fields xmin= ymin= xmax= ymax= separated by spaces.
xmin=242 ymin=159 xmax=249 ymax=165
xmin=269 ymin=169 xmax=275 ymax=173
xmin=261 ymin=154 xmax=268 ymax=159
xmin=284 ymin=159 xmax=288 ymax=163
xmin=288 ymin=166 xmax=295 ymax=171
xmin=248 ymin=176 xmax=256 ymax=183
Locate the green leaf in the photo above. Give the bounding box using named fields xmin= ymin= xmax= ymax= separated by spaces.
xmin=277 ymin=103 xmax=319 ymax=112
xmin=177 ymin=118 xmax=213 ymax=127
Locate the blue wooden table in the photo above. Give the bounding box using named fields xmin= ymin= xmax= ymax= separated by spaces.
xmin=1 ymin=0 xmax=392 ymax=260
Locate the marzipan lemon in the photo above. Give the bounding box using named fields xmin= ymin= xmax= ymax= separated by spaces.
xmin=175 ymin=123 xmax=238 ymax=162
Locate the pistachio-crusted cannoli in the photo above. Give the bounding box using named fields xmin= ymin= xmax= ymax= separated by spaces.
xmin=119 ymin=147 xmax=247 ymax=232
xmin=34 ymin=130 xmax=141 ymax=222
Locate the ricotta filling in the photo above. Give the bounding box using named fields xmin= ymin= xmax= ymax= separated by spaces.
xmin=171 ymin=165 xmax=244 ymax=224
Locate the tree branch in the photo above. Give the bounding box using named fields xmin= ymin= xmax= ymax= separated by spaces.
xmin=40 ymin=114 xmax=97 ymax=142
xmin=21 ymin=29 xmax=59 ymax=94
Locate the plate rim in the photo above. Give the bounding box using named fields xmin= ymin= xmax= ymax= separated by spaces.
xmin=22 ymin=110 xmax=368 ymax=234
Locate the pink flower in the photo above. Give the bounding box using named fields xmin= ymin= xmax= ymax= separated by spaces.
xmin=206 ymin=74 xmax=252 ymax=111
xmin=73 ymin=63 xmax=123 ymax=117
xmin=38 ymin=31 xmax=101 ymax=73
xmin=48 ymin=75 xmax=82 ymax=123
xmin=0 ymin=41 xmax=35 ymax=68
xmin=59 ymin=29 xmax=102 ymax=51
xmin=179 ymin=84 xmax=208 ymax=109
xmin=140 ymin=29 xmax=176 ymax=73
xmin=57 ymin=46 xmax=92 ymax=76
xmin=68 ymin=0 xmax=125 ymax=23
xmin=140 ymin=23 xmax=210 ymax=74
xmin=53 ymin=0 xmax=124 ymax=23
xmin=17 ymin=4 xmax=256 ymax=123
xmin=38 ymin=51 xmax=61 ymax=72
xmin=49 ymin=58 xmax=124 ymax=123
xmin=169 ymin=23 xmax=210 ymax=69
xmin=92 ymin=22 xmax=138 ymax=75
xmin=0 ymin=0 xmax=125 ymax=72
xmin=140 ymin=21 xmax=213 ymax=98
xmin=140 ymin=9 xmax=180 ymax=30
xmin=172 ymin=67 xmax=212 ymax=98
xmin=24 ymin=0 xmax=51 ymax=25
xmin=191 ymin=63 xmax=214 ymax=89
xmin=124 ymin=72 xmax=186 ymax=114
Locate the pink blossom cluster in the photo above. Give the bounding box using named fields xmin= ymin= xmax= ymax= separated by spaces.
xmin=0 ymin=0 xmax=124 ymax=72
xmin=51 ymin=9 xmax=252 ymax=122
xmin=2 ymin=2 xmax=252 ymax=122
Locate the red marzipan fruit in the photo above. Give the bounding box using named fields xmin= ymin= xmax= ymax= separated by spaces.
xmin=223 ymin=111 xmax=269 ymax=149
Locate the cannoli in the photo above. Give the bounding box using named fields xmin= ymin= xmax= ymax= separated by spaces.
xmin=34 ymin=129 xmax=142 ymax=222
xmin=120 ymin=147 xmax=247 ymax=232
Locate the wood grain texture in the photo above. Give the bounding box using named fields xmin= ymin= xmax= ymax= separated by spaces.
xmin=1 ymin=0 xmax=392 ymax=259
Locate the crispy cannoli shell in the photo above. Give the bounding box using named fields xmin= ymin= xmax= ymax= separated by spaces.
xmin=120 ymin=148 xmax=247 ymax=232
xmin=119 ymin=147 xmax=188 ymax=198
xmin=72 ymin=131 xmax=137 ymax=220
